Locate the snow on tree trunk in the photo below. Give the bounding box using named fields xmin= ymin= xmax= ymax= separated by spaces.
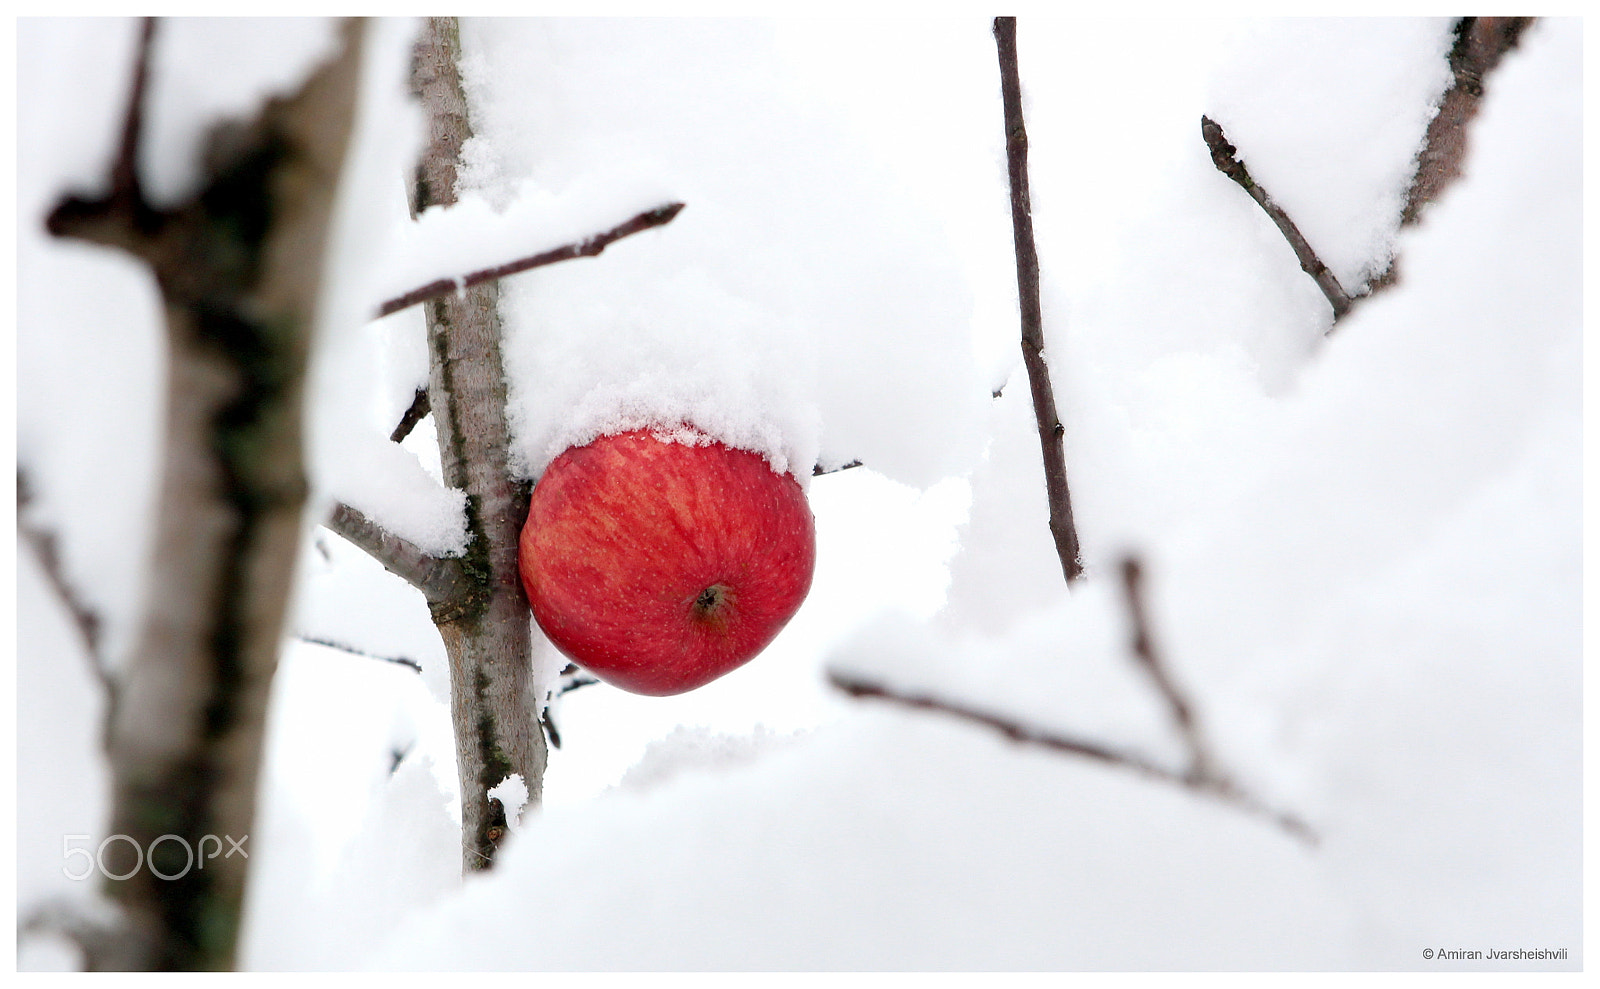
xmin=409 ymin=16 xmax=548 ymax=873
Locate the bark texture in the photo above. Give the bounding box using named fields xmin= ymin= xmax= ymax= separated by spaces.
xmin=46 ymin=19 xmax=366 ymax=970
xmin=410 ymin=16 xmax=548 ymax=872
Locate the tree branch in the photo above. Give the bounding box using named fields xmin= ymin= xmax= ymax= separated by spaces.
xmin=389 ymin=386 xmax=431 ymax=444
xmin=17 ymin=469 xmax=117 ymax=718
xmin=993 ymin=16 xmax=1083 ymax=584
xmin=812 ymin=459 xmax=862 ymax=477
xmin=296 ymin=633 xmax=423 ymax=673
xmin=1201 ymin=115 xmax=1353 ymax=321
xmin=1120 ymin=556 xmax=1216 ymax=785
xmin=322 ymin=501 xmax=469 ymax=610
xmin=375 ymin=201 xmax=685 ymax=319
xmin=45 ymin=17 xmax=165 ymax=254
xmin=829 ymin=668 xmax=1316 ymax=846
xmin=1401 ymin=17 xmax=1534 ymax=228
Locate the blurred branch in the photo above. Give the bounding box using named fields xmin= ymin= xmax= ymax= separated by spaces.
xmin=829 ymin=667 xmax=1316 ymax=846
xmin=993 ymin=16 xmax=1084 ymax=584
xmin=1200 ymin=115 xmax=1354 ymax=321
xmin=296 ymin=633 xmax=423 ymax=673
xmin=390 ymin=386 xmax=431 ymax=443
xmin=375 ymin=202 xmax=686 ymax=319
xmin=45 ymin=17 xmax=165 ymax=254
xmin=812 ymin=459 xmax=863 ymax=477
xmin=43 ymin=17 xmax=369 ymax=969
xmin=17 ymin=469 xmax=117 ymax=708
xmin=322 ymin=501 xmax=471 ymax=612
xmin=1119 ymin=556 xmax=1216 ymax=784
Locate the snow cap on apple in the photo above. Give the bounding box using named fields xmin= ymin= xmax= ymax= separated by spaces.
xmin=519 ymin=425 xmax=816 ymax=696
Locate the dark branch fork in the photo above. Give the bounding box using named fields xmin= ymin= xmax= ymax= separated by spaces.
xmin=994 ymin=16 xmax=1083 ymax=584
xmin=1200 ymin=18 xmax=1532 ymax=325
xmin=828 ymin=553 xmax=1317 ymax=846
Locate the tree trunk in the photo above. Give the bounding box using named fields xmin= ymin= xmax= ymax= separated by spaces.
xmin=45 ymin=19 xmax=366 ymax=970
xmin=410 ymin=16 xmax=548 ymax=873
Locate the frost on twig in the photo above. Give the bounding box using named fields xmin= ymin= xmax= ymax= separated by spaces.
xmin=374 ymin=201 xmax=685 ymax=319
xmin=993 ymin=16 xmax=1083 ymax=585
xmin=828 ymin=554 xmax=1317 ymax=846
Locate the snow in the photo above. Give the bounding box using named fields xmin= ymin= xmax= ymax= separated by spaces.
xmin=13 ymin=14 xmax=1582 ymax=973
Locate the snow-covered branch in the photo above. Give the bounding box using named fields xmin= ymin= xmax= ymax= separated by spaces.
xmin=374 ymin=201 xmax=685 ymax=319
xmin=1401 ymin=17 xmax=1535 ymax=227
xmin=1201 ymin=114 xmax=1355 ymax=321
xmin=829 ymin=666 xmax=1317 ymax=846
xmin=323 ymin=501 xmax=470 ymax=611
xmin=993 ymin=17 xmax=1083 ymax=585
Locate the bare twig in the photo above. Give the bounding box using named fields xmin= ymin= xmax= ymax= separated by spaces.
xmin=322 ymin=502 xmax=470 ymax=611
xmin=375 ymin=202 xmax=686 ymax=319
xmin=1120 ymin=556 xmax=1215 ymax=784
xmin=993 ymin=17 xmax=1083 ymax=584
xmin=1201 ymin=115 xmax=1353 ymax=322
xmin=829 ymin=669 xmax=1316 ymax=845
xmin=296 ymin=634 xmax=423 ymax=673
xmin=17 ymin=470 xmax=109 ymax=685
xmin=389 ymin=386 xmax=431 ymax=444
xmin=812 ymin=459 xmax=863 ymax=477
xmin=539 ymin=665 xmax=602 ymax=750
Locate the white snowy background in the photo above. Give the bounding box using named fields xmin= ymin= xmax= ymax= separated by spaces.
xmin=13 ymin=16 xmax=1582 ymax=971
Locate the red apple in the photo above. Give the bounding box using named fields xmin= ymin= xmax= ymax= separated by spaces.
xmin=519 ymin=428 xmax=816 ymax=696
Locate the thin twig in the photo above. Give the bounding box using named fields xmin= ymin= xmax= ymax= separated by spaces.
xmin=1200 ymin=115 xmax=1353 ymax=321
xmin=812 ymin=459 xmax=863 ymax=477
xmin=540 ymin=666 xmax=602 ymax=750
xmin=993 ymin=17 xmax=1083 ymax=584
xmin=296 ymin=634 xmax=423 ymax=673
xmin=375 ymin=202 xmax=686 ymax=319
xmin=390 ymin=386 xmax=431 ymax=443
xmin=1120 ymin=556 xmax=1214 ymax=784
xmin=828 ymin=669 xmax=1317 ymax=846
xmin=17 ymin=470 xmax=113 ymax=697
